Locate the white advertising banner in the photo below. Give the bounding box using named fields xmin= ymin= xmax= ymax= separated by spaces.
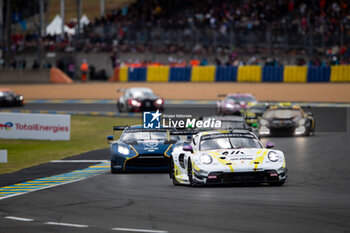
xmin=0 ymin=113 xmax=70 ymax=141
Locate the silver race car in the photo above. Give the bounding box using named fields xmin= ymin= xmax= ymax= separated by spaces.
xmin=117 ymin=87 xmax=164 ymax=112
xmin=169 ymin=130 xmax=287 ymax=186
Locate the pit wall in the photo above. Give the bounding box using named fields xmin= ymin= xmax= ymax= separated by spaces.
xmin=111 ymin=65 xmax=350 ymax=82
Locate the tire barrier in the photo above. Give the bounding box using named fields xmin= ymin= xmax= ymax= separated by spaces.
xmin=110 ymin=65 xmax=350 ymax=82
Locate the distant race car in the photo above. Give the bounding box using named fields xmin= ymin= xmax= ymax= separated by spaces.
xmin=0 ymin=88 xmax=24 ymax=106
xmin=217 ymin=93 xmax=257 ymax=115
xmin=258 ymin=105 xmax=315 ymax=136
xmin=169 ymin=129 xmax=287 ymax=186
xmin=244 ymin=103 xmax=269 ymax=126
xmin=107 ymin=126 xmax=181 ymax=173
xmin=117 ymin=87 xmax=164 ymax=112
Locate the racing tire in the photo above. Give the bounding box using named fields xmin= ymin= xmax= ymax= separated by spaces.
xmin=170 ymin=157 xmax=180 ymax=185
xmin=117 ymin=102 xmax=123 ymax=112
xmin=268 ymin=181 xmax=285 ymax=186
xmin=187 ymin=160 xmax=201 ymax=187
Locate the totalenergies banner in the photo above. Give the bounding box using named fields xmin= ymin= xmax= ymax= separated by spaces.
xmin=0 ymin=113 xmax=70 ymax=141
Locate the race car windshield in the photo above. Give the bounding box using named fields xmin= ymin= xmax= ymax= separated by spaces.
xmin=264 ymin=109 xmax=302 ymax=119
xmin=200 ymin=134 xmax=262 ymax=151
xmin=132 ymin=91 xmax=154 ymax=99
xmin=0 ymin=91 xmax=15 ymax=97
xmin=122 ymin=132 xmax=179 ymax=142
xmin=232 ymin=96 xmax=255 ymax=102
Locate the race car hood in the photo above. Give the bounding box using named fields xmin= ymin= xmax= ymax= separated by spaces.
xmin=202 ymin=148 xmax=271 ymax=159
xmin=196 ymin=148 xmax=284 ymax=171
xmin=129 ymin=139 xmax=173 ymax=155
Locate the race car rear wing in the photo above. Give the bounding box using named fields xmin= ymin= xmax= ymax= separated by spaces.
xmin=113 ymin=126 xmax=129 ymax=131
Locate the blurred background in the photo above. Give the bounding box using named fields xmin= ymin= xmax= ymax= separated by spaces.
xmin=0 ymin=0 xmax=349 ymax=80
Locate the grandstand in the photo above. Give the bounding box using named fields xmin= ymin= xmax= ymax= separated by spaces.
xmin=0 ymin=0 xmax=349 ymax=79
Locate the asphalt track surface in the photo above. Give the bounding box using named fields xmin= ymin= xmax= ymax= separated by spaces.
xmin=0 ymin=103 xmax=349 ymax=233
xmin=1 ymin=102 xmax=347 ymax=132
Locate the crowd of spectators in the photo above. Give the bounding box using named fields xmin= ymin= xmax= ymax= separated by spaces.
xmin=2 ymin=0 xmax=350 ymax=66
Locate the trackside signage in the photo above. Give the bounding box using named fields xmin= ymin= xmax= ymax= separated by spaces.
xmin=0 ymin=113 xmax=70 ymax=141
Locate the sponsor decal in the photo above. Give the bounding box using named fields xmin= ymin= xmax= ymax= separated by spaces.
xmin=201 ymin=133 xmax=254 ymax=140
xmin=143 ymin=140 xmax=159 ymax=152
xmin=0 ymin=122 xmax=67 ymax=133
xmin=15 ymin=123 xmax=68 ymax=133
xmin=0 ymin=122 xmax=13 ymax=131
xmin=230 ymin=157 xmax=254 ymax=161
xmin=0 ymin=113 xmax=70 ymax=141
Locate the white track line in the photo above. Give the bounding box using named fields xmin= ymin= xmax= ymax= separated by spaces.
xmin=111 ymin=227 xmax=168 ymax=233
xmin=44 ymin=222 xmax=88 ymax=228
xmin=4 ymin=216 xmax=34 ymax=222
xmin=50 ymin=160 xmax=109 ymax=163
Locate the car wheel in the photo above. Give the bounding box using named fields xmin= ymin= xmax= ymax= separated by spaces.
xmin=268 ymin=181 xmax=285 ymax=186
xmin=188 ymin=160 xmax=200 ymax=187
xmin=117 ymin=102 xmax=122 ymax=112
xmin=309 ymin=127 xmax=315 ymax=136
xmin=170 ymin=157 xmax=180 ymax=185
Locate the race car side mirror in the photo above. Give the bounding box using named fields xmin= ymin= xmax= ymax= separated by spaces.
xmin=107 ymin=135 xmax=114 ymax=144
xmin=265 ymin=142 xmax=275 ymax=149
xmin=183 ymin=145 xmax=193 ymax=153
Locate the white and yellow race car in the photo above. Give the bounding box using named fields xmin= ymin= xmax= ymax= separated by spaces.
xmin=169 ymin=130 xmax=287 ymax=186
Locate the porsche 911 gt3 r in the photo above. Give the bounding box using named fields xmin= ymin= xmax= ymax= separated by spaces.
xmin=169 ymin=130 xmax=287 ymax=186
xmin=107 ymin=126 xmax=180 ymax=173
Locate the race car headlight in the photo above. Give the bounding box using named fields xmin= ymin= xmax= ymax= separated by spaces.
xmin=118 ymin=145 xmax=130 ymax=155
xmin=260 ymin=119 xmax=269 ymax=126
xmin=267 ymin=151 xmax=279 ymax=162
xmin=199 ymin=153 xmax=213 ymax=165
xmin=226 ymin=103 xmax=234 ymax=108
xmin=298 ymin=119 xmax=306 ymax=125
xmin=129 ymin=99 xmax=141 ymax=107
xmin=155 ymin=98 xmax=163 ymax=106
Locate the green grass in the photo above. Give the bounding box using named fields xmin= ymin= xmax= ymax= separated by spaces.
xmin=0 ymin=115 xmax=140 ymax=175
